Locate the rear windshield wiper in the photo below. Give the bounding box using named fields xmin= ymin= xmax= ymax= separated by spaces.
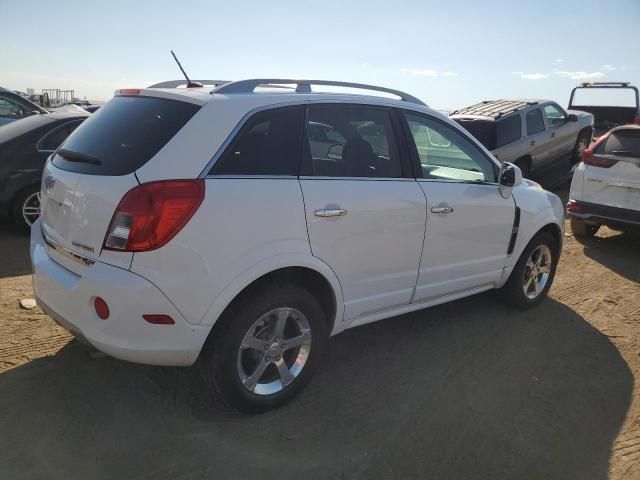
xmin=57 ymin=148 xmax=102 ymax=165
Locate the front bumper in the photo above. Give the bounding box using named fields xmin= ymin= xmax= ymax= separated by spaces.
xmin=567 ymin=199 xmax=640 ymax=227
xmin=30 ymin=221 xmax=209 ymax=366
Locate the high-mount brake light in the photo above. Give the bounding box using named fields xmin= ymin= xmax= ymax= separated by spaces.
xmin=103 ymin=179 xmax=205 ymax=252
xmin=117 ymin=88 xmax=141 ymax=95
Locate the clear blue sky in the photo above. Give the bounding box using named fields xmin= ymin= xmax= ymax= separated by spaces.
xmin=2 ymin=0 xmax=638 ymax=110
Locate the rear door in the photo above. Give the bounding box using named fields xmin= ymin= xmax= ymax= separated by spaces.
xmin=401 ymin=111 xmax=515 ymax=301
xmin=40 ymin=94 xmax=201 ymax=270
xmin=582 ymin=128 xmax=640 ymax=211
xmin=299 ymin=104 xmax=426 ymax=321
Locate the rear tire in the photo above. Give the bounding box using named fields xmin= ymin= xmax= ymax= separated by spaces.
xmin=500 ymin=232 xmax=559 ymax=310
xmin=570 ymin=218 xmax=599 ymax=237
xmin=514 ymin=158 xmax=530 ymax=179
xmin=200 ymin=283 xmax=328 ymax=413
xmin=11 ymin=185 xmax=41 ymax=233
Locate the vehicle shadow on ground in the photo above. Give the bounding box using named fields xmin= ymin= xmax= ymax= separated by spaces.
xmin=0 ymin=295 xmax=632 ymax=480
xmin=576 ymin=230 xmax=640 ymax=283
xmin=0 ymin=222 xmax=31 ymax=278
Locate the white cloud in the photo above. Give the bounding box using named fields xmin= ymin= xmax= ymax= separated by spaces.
xmin=401 ymin=68 xmax=439 ymax=77
xmin=555 ymin=70 xmax=605 ymax=80
xmin=556 ymin=58 xmax=564 ymax=63
xmin=602 ymin=64 xmax=616 ymax=71
xmin=442 ymin=71 xmax=459 ymax=77
xmin=361 ymin=62 xmax=370 ymax=67
xmin=513 ymin=72 xmax=549 ymax=80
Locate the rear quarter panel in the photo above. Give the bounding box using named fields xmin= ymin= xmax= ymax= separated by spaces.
xmin=128 ymin=178 xmax=344 ymax=329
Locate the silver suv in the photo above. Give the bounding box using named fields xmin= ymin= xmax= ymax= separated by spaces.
xmin=451 ymin=99 xmax=594 ymax=178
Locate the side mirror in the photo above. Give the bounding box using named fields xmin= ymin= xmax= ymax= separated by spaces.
xmin=498 ymin=162 xmax=523 ymax=198
xmin=568 ymin=113 xmax=578 ymax=122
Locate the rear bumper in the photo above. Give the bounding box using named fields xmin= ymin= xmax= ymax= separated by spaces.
xmin=30 ymin=221 xmax=209 ymax=366
xmin=567 ymin=199 xmax=640 ymax=227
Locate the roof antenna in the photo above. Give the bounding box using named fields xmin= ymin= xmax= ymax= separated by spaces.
xmin=170 ymin=50 xmax=203 ymax=88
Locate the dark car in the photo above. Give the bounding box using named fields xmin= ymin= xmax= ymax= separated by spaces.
xmin=0 ymin=87 xmax=49 ymax=127
xmin=0 ymin=111 xmax=89 ymax=230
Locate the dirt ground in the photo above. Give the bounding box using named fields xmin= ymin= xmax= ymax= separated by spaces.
xmin=0 ymin=186 xmax=638 ymax=480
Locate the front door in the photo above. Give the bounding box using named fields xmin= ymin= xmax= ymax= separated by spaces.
xmin=401 ymin=111 xmax=515 ymax=302
xmin=299 ymin=104 xmax=427 ymax=321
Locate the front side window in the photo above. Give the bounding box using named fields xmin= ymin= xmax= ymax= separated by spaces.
xmin=211 ymin=107 xmax=303 ymax=176
xmin=526 ymin=109 xmax=545 ymax=135
xmin=544 ymin=104 xmax=566 ymax=126
xmin=0 ymin=95 xmax=34 ymax=120
xmin=301 ymin=105 xmax=402 ymax=178
xmin=404 ymin=113 xmax=496 ymax=183
xmin=495 ymin=114 xmax=522 ymax=148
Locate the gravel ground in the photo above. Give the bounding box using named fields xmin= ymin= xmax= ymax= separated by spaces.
xmin=0 ymin=186 xmax=638 ymax=480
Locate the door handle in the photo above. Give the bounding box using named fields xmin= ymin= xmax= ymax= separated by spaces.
xmin=529 ymin=140 xmax=536 ymax=146
xmin=551 ymin=132 xmax=556 ymax=138
xmin=431 ymin=206 xmax=454 ymax=215
xmin=314 ymin=208 xmax=347 ymax=217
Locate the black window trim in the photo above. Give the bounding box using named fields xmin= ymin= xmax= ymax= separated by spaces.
xmin=397 ymin=108 xmax=501 ymax=185
xmin=36 ymin=119 xmax=86 ymax=153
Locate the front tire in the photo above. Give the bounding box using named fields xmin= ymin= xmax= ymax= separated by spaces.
xmin=572 ymin=130 xmax=591 ymax=163
xmin=500 ymin=232 xmax=559 ymax=309
xmin=571 ymin=218 xmax=599 ymax=237
xmin=12 ymin=185 xmax=41 ymax=232
xmin=200 ymin=283 xmax=328 ymax=413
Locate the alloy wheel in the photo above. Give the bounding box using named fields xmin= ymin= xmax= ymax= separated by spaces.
xmin=522 ymin=244 xmax=552 ymax=299
xmin=22 ymin=191 xmax=41 ymax=227
xmin=236 ymin=307 xmax=312 ymax=395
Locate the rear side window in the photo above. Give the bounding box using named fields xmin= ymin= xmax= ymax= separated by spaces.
xmin=52 ymin=96 xmax=200 ymax=175
xmin=596 ymin=130 xmax=640 ymax=158
xmin=37 ymin=119 xmax=84 ymax=151
xmin=526 ymin=109 xmax=545 ymax=135
xmin=495 ymin=115 xmax=521 ymax=148
xmin=301 ymin=105 xmax=402 ymax=178
xmin=210 ymin=107 xmax=303 ymax=176
xmin=453 ymin=118 xmax=496 ymax=150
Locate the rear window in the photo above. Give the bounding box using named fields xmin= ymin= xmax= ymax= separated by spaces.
xmin=453 ymin=118 xmax=496 ymax=150
xmin=571 ymin=88 xmax=638 ymax=108
xmin=495 ymin=115 xmax=522 ymax=148
xmin=52 ymin=96 xmax=200 ymax=175
xmin=596 ymin=129 xmax=640 ymax=158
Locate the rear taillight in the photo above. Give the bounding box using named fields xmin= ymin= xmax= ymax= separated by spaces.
xmin=103 ymin=179 xmax=205 ymax=252
xmin=633 ymin=117 xmax=640 ymax=126
xmin=581 ymin=150 xmax=618 ymax=168
xmin=566 ymin=200 xmax=581 ymax=213
xmin=581 ymin=131 xmax=617 ymax=168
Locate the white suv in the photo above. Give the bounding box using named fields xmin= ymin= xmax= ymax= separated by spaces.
xmin=568 ymin=125 xmax=640 ymax=236
xmin=30 ymin=79 xmax=565 ymax=412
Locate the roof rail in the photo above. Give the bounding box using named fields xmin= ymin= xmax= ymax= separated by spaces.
xmin=148 ymin=79 xmax=231 ymax=88
xmin=578 ymin=81 xmax=630 ymax=87
xmin=211 ymin=79 xmax=426 ymax=106
xmin=451 ymin=99 xmax=538 ymax=118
